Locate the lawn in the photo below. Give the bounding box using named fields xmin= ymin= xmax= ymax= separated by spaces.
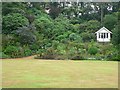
xmin=2 ymin=58 xmax=118 ymax=88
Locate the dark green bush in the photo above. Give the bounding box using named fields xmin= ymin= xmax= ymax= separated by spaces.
xmin=3 ymin=13 xmax=29 ymax=34
xmin=4 ymin=45 xmax=19 ymax=58
xmin=24 ymin=48 xmax=32 ymax=56
xmin=107 ymin=52 xmax=120 ymax=61
xmin=29 ymin=44 xmax=39 ymax=53
xmin=88 ymin=46 xmax=98 ymax=55
xmin=0 ymin=52 xmax=10 ymax=59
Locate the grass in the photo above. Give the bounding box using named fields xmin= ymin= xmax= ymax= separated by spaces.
xmin=2 ymin=58 xmax=118 ymax=88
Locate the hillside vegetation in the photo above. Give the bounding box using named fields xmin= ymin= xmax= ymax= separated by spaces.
xmin=1 ymin=2 xmax=120 ymax=60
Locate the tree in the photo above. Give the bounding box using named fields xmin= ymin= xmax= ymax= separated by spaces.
xmin=49 ymin=2 xmax=61 ymax=19
xmin=112 ymin=8 xmax=120 ymax=60
xmin=81 ymin=32 xmax=94 ymax=42
xmin=3 ymin=13 xmax=29 ymax=34
xmin=13 ymin=26 xmax=37 ymax=45
xmin=34 ymin=16 xmax=54 ymax=39
xmin=2 ymin=2 xmax=26 ymax=15
xmin=103 ymin=13 xmax=118 ymax=30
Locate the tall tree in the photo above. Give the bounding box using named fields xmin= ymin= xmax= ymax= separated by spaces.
xmin=112 ymin=7 xmax=120 ymax=60
xmin=100 ymin=2 xmax=104 ymax=27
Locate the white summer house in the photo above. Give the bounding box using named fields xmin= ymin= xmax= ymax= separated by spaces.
xmin=95 ymin=27 xmax=112 ymax=42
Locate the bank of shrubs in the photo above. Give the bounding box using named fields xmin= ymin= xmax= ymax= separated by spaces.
xmin=34 ymin=42 xmax=118 ymax=60
xmin=1 ymin=36 xmax=119 ymax=61
xmin=1 ymin=3 xmax=119 ymax=61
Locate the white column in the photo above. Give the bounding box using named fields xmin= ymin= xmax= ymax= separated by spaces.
xmin=108 ymin=33 xmax=110 ymax=39
xmin=99 ymin=33 xmax=101 ymax=39
xmin=97 ymin=33 xmax=99 ymax=40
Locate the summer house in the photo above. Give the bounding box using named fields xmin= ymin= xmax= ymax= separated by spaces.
xmin=95 ymin=27 xmax=112 ymax=42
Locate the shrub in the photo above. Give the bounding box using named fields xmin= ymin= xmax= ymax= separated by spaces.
xmin=24 ymin=48 xmax=32 ymax=56
xmin=35 ymin=44 xmax=68 ymax=60
xmin=4 ymin=45 xmax=19 ymax=58
xmin=88 ymin=46 xmax=98 ymax=55
xmin=56 ymin=43 xmax=66 ymax=54
xmin=29 ymin=44 xmax=39 ymax=53
xmin=107 ymin=51 xmax=120 ymax=61
xmin=0 ymin=52 xmax=10 ymax=59
xmin=69 ymin=33 xmax=77 ymax=41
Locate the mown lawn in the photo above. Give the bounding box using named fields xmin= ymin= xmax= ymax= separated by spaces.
xmin=2 ymin=59 xmax=118 ymax=88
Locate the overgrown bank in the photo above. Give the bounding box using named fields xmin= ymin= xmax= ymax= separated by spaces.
xmin=1 ymin=2 xmax=120 ymax=61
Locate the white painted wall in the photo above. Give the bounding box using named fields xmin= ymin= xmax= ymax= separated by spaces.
xmin=96 ymin=33 xmax=111 ymax=42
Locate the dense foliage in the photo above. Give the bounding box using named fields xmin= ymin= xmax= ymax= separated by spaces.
xmin=1 ymin=2 xmax=120 ymax=61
